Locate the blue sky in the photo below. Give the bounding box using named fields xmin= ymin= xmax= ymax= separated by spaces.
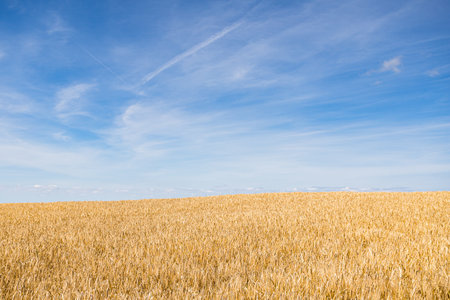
xmin=1 ymin=0 xmax=449 ymax=202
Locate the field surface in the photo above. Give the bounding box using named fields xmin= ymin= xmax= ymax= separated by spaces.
xmin=0 ymin=192 xmax=449 ymax=298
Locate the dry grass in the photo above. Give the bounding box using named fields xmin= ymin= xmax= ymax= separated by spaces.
xmin=0 ymin=192 xmax=448 ymax=298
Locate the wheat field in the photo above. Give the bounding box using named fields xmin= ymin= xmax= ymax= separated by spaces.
xmin=0 ymin=192 xmax=448 ymax=298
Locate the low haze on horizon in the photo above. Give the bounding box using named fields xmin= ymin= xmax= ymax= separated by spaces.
xmin=1 ymin=0 xmax=449 ymax=203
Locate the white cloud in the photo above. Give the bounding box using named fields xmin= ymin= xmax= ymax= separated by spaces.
xmin=104 ymin=100 xmax=298 ymax=165
xmin=366 ymin=56 xmax=402 ymax=75
xmin=426 ymin=69 xmax=439 ymax=77
xmin=55 ymin=83 xmax=95 ymax=113
xmin=0 ymin=90 xmax=34 ymax=114
xmin=231 ymin=66 xmax=250 ymax=81
xmin=0 ymin=137 xmax=109 ymax=179
xmin=53 ymin=132 xmax=71 ymax=142
xmin=33 ymin=184 xmax=58 ymax=191
xmin=108 ymin=102 xmax=219 ymax=157
xmin=46 ymin=14 xmax=71 ymax=35
xmin=380 ymin=56 xmax=401 ymax=73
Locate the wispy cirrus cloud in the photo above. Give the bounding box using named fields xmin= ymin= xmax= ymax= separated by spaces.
xmin=52 ymin=132 xmax=71 ymax=142
xmin=139 ymin=21 xmax=242 ymax=86
xmin=0 ymin=90 xmax=34 ymax=114
xmin=46 ymin=14 xmax=71 ymax=35
xmin=425 ymin=64 xmax=450 ymax=77
xmin=426 ymin=69 xmax=440 ymax=77
xmin=55 ymin=83 xmax=95 ymax=115
xmin=106 ymin=101 xmax=245 ymax=158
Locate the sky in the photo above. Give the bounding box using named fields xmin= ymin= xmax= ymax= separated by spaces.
xmin=0 ymin=0 xmax=449 ymax=202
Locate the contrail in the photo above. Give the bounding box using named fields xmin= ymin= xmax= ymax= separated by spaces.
xmin=140 ymin=21 xmax=242 ymax=86
xmin=79 ymin=46 xmax=127 ymax=84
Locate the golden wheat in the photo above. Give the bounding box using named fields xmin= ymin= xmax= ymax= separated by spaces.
xmin=0 ymin=192 xmax=448 ymax=298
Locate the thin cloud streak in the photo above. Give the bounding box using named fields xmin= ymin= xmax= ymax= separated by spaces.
xmin=140 ymin=21 xmax=243 ymax=86
xmin=55 ymin=83 xmax=95 ymax=112
xmin=80 ymin=46 xmax=127 ymax=84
